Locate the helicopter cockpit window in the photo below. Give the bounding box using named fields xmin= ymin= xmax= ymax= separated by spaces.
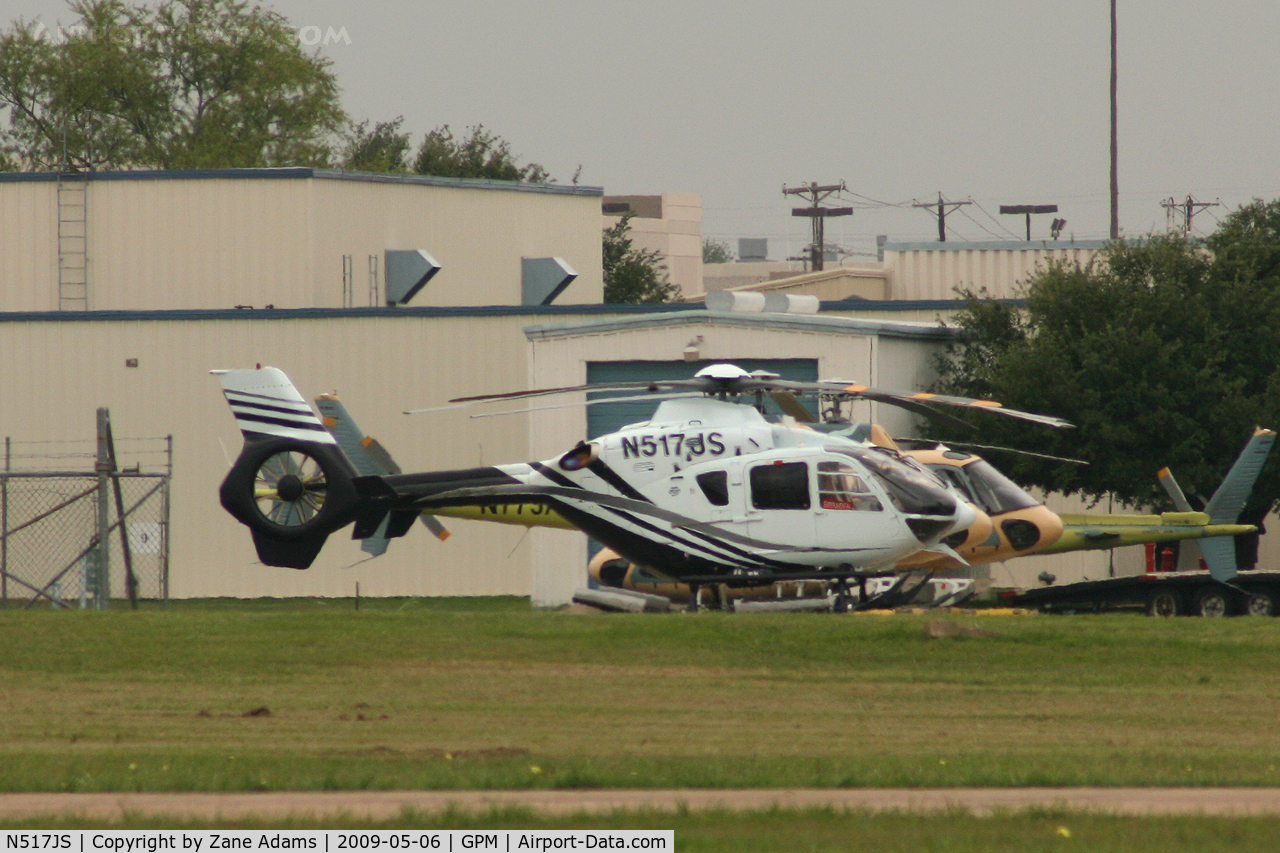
xmin=750 ymin=462 xmax=810 ymax=510
xmin=695 ymin=470 xmax=730 ymax=506
xmin=828 ymin=446 xmax=954 ymax=516
xmin=958 ymin=459 xmax=1040 ymax=514
xmin=817 ymin=460 xmax=883 ymax=511
xmin=931 ymin=466 xmax=978 ymax=504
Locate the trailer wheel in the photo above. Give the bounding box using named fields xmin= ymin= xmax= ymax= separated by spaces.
xmin=1146 ymin=588 xmax=1180 ymax=618
xmin=1192 ymin=586 xmax=1230 ymax=618
xmin=1243 ymin=589 xmax=1277 ymax=617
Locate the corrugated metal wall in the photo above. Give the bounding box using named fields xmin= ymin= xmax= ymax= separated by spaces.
xmin=0 ymin=172 xmax=604 ymax=313
xmin=0 ymin=311 xmax=625 ymax=600
xmin=0 ymin=181 xmax=57 ymax=311
xmin=884 ymin=243 xmax=1106 ymax=301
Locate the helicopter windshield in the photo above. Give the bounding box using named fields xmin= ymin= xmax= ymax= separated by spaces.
xmin=830 ymin=447 xmax=955 ymax=516
xmin=930 ymin=458 xmax=1040 ymax=515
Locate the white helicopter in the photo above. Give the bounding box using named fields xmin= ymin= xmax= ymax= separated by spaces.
xmin=213 ymin=364 xmax=1072 ymax=608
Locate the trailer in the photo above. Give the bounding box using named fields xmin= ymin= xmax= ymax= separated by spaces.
xmin=1008 ymin=570 xmax=1280 ymax=617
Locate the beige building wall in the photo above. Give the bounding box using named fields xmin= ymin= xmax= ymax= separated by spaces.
xmin=702 ymin=261 xmax=805 ymax=292
xmin=603 ymin=193 xmax=703 ymax=298
xmin=688 ymin=267 xmax=890 ymax=303
xmin=0 ymin=309 xmax=631 ymax=601
xmin=0 ymin=170 xmax=604 ymax=313
xmin=883 ymin=240 xmax=1107 ymax=301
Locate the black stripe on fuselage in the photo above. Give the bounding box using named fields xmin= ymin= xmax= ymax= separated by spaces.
xmin=586 ymin=459 xmax=651 ymax=502
xmin=527 ymin=461 xmax=775 ymax=567
xmin=525 ymin=462 xmax=809 ymax=571
xmin=380 ymin=466 xmax=523 ymax=499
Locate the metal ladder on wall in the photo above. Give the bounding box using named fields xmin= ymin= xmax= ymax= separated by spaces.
xmin=57 ymin=172 xmax=89 ymax=311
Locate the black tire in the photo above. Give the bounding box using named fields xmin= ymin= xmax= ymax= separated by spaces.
xmin=1146 ymin=587 xmax=1180 ymax=618
xmin=1192 ymin=585 xmax=1231 ymax=618
xmin=1242 ymin=588 xmax=1277 ymax=617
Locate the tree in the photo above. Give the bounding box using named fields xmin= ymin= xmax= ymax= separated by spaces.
xmin=603 ymin=213 xmax=681 ymax=304
xmin=340 ymin=117 xmax=411 ymax=173
xmin=412 ymin=123 xmax=549 ymax=182
xmin=932 ymin=207 xmax=1280 ymax=520
xmin=0 ymin=0 xmax=345 ymax=170
xmin=703 ymin=237 xmax=734 ymax=264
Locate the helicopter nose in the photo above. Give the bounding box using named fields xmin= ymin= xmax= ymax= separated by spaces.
xmin=950 ymin=500 xmax=978 ymax=538
xmin=904 ymin=495 xmax=976 ymax=544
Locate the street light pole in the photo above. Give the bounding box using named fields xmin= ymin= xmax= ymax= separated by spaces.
xmin=1110 ymin=0 xmax=1119 ymax=240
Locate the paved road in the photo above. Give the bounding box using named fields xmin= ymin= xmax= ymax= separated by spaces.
xmin=4 ymin=789 xmax=1280 ymax=821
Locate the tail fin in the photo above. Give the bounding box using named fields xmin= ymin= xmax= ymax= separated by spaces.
xmin=1205 ymin=428 xmax=1276 ymax=526
xmin=213 ymin=368 xmax=363 ymax=569
xmin=1159 ymin=428 xmax=1276 ymax=583
xmin=314 ymin=394 xmax=449 ymax=556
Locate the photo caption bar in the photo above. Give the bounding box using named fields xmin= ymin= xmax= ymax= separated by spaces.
xmin=4 ymin=831 xmax=673 ymax=853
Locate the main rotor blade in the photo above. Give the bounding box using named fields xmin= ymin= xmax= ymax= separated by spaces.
xmin=467 ymin=392 xmax=704 ymax=419
xmin=898 ymin=438 xmax=1088 ymax=466
xmin=819 ymin=385 xmax=1075 ymax=429
xmin=768 ymin=391 xmax=817 ymax=423
xmin=448 ymin=379 xmax=678 ymax=404
xmin=422 ymin=363 xmax=1073 ymax=430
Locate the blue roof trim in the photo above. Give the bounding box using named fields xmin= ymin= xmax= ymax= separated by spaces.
xmin=884 ymin=239 xmax=1109 ymax=252
xmin=312 ymin=169 xmax=603 ymax=196
xmin=817 ymin=298 xmax=969 ymax=312
xmin=0 ymin=167 xmax=604 ymax=196
xmin=0 ymin=299 xmax=973 ymax=324
xmin=0 ymin=303 xmax=703 ymax=323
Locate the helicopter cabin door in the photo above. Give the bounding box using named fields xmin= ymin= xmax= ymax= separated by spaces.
xmin=811 ymin=456 xmax=887 ymax=554
xmin=743 ymin=458 xmax=816 ymax=554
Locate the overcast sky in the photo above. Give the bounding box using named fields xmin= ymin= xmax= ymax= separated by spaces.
xmin=7 ymin=0 xmax=1280 ymax=261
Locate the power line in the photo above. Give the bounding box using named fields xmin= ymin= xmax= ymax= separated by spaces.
xmin=911 ymin=192 xmax=972 ymax=242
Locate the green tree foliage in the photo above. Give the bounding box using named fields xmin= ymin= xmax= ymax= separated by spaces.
xmin=0 ymin=0 xmax=345 ymax=170
xmin=703 ymin=237 xmax=734 ymax=264
xmin=411 ymin=123 xmax=548 ymax=182
xmin=933 ymin=201 xmax=1280 ymax=517
xmin=340 ymin=117 xmax=411 ymax=173
xmin=603 ymin=212 xmax=681 ymax=304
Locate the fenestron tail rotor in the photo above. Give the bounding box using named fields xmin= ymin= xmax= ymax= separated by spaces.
xmin=253 ymin=448 xmax=328 ymax=529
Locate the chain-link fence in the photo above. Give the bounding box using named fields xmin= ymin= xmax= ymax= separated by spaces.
xmin=0 ymin=415 xmax=171 ymax=609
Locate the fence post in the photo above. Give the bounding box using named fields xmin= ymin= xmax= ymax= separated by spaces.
xmin=93 ymin=408 xmax=111 ymax=610
xmin=1 ymin=437 xmax=7 ymax=608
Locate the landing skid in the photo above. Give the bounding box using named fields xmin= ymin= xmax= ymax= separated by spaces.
xmin=680 ymin=567 xmax=906 ymax=613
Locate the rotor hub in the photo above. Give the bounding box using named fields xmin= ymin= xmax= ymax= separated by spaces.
xmin=276 ymin=473 xmax=305 ymax=502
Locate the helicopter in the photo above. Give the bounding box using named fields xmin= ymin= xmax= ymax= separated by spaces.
xmin=588 ymin=430 xmax=1272 ymax=606
xmin=213 ymin=363 xmax=1076 ymax=608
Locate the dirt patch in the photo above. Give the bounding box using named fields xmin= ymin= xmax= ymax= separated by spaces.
xmin=5 ymin=788 xmax=1280 ymax=821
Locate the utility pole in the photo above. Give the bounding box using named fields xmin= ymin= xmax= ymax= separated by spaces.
xmin=1110 ymin=0 xmax=1119 ymax=239
xmin=1160 ymin=195 xmax=1219 ymax=235
xmin=783 ymin=182 xmax=851 ymax=271
xmin=911 ymin=193 xmax=971 ymax=242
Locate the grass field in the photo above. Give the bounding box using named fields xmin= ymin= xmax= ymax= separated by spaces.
xmin=3 ymin=596 xmax=1280 ymax=794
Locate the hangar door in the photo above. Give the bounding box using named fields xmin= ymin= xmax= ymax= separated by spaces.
xmin=585 ymin=359 xmax=819 ymax=440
